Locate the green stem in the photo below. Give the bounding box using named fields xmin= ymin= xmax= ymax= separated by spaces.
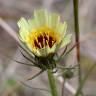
xmin=47 ymin=69 xmax=58 ymax=96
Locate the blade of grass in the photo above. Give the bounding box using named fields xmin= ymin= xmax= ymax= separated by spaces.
xmin=75 ymin=63 xmax=96 ymax=96
xmin=73 ymin=0 xmax=83 ymax=95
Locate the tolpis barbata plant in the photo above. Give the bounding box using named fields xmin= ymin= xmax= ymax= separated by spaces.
xmin=17 ymin=9 xmax=72 ymax=72
xmin=17 ymin=9 xmax=77 ymax=96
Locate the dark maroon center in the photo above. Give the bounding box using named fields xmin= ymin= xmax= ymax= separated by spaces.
xmin=34 ymin=34 xmax=56 ymax=48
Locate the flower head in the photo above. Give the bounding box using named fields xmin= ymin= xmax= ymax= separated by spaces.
xmin=18 ymin=9 xmax=71 ymax=57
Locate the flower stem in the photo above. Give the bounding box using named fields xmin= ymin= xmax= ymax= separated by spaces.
xmin=47 ymin=69 xmax=58 ymax=96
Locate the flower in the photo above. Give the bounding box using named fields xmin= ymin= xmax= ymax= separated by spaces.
xmin=18 ymin=9 xmax=71 ymax=57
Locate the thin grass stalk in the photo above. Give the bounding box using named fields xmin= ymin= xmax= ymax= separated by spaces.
xmin=73 ymin=0 xmax=81 ymax=85
xmin=75 ymin=63 xmax=96 ymax=96
xmin=73 ymin=0 xmax=83 ymax=95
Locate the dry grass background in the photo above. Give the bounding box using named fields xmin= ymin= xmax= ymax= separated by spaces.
xmin=0 ymin=0 xmax=96 ymax=96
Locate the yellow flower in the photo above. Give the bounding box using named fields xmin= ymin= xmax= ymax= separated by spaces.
xmin=18 ymin=9 xmax=71 ymax=57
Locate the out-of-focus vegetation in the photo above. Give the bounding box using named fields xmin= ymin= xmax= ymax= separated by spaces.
xmin=0 ymin=0 xmax=96 ymax=96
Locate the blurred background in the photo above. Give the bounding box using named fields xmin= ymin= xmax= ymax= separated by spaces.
xmin=0 ymin=0 xmax=96 ymax=96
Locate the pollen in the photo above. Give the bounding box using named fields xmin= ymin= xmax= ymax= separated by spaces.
xmin=26 ymin=26 xmax=61 ymax=50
